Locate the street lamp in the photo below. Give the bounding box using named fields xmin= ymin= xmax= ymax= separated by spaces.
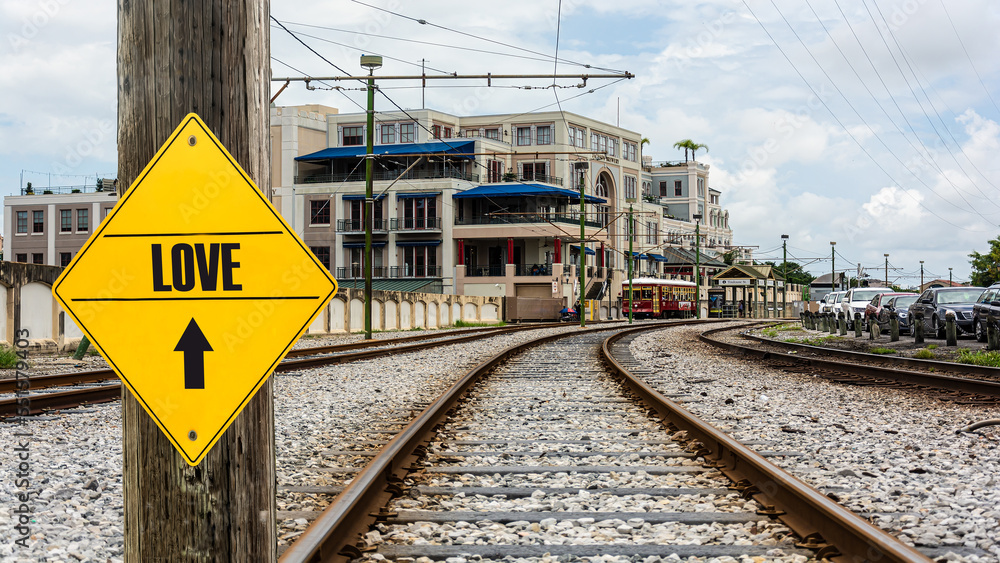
xmin=781 ymin=234 xmax=788 ymax=318
xmin=693 ymin=213 xmax=702 ymax=318
xmin=361 ymin=54 xmax=382 ymax=340
xmin=949 ymin=267 xmax=953 ymax=286
xmin=884 ymin=253 xmax=889 ymax=288
xmin=830 ymin=242 xmax=836 ymax=293
xmin=920 ymin=260 xmax=924 ymax=290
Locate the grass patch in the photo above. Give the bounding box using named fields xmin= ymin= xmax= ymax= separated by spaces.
xmin=788 ymin=335 xmax=839 ymax=346
xmin=956 ymin=349 xmax=1000 ymax=367
xmin=914 ymin=348 xmax=936 ymax=359
xmin=777 ymin=325 xmax=805 ymax=332
xmin=0 ymin=346 xmax=21 ymax=369
xmin=762 ymin=328 xmax=778 ymax=338
xmin=870 ymin=347 xmax=898 ymax=355
xmin=454 ymin=320 xmax=505 ymax=328
xmin=926 ymin=344 xmax=938 ymax=350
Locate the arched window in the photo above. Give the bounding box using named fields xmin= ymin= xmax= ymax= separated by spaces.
xmin=595 ymin=182 xmax=607 ymax=198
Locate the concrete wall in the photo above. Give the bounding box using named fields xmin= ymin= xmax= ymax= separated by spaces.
xmin=0 ymin=262 xmax=72 ymax=351
xmin=321 ymin=288 xmax=503 ymax=333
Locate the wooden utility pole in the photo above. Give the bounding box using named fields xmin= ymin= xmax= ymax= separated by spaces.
xmin=118 ymin=1 xmax=275 ymax=560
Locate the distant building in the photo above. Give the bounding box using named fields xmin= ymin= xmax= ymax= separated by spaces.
xmin=3 ymin=184 xmax=118 ymax=267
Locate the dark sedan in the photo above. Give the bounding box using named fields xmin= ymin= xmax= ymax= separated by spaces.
xmin=972 ymin=282 xmax=1000 ymax=342
xmin=908 ymin=287 xmax=986 ymax=338
xmin=864 ymin=292 xmax=916 ymax=330
xmin=872 ymin=293 xmax=918 ymax=334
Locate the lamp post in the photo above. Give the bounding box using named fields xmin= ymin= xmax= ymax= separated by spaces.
xmin=920 ymin=260 xmax=924 ymax=290
xmin=949 ymin=267 xmax=953 ymax=286
xmin=830 ymin=242 xmax=836 ymax=293
xmin=781 ymin=234 xmax=788 ymax=318
xmin=361 ymin=54 xmax=382 ymax=340
xmin=884 ymin=253 xmax=889 ymax=289
xmin=577 ymin=163 xmax=587 ymax=328
xmin=693 ymin=213 xmax=702 ymax=319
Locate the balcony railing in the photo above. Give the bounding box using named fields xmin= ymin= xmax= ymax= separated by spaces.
xmin=335 ymin=266 xmax=442 ymax=279
xmin=512 ymin=174 xmax=563 ymax=187
xmin=390 ymin=217 xmax=442 ymax=231
xmin=465 ymin=265 xmax=505 ymax=277
xmin=296 ymin=168 xmax=478 ymax=184
xmin=336 ymin=218 xmax=388 ymax=233
xmin=455 ymin=212 xmax=602 ymax=228
xmin=514 ymin=263 xmax=552 ymax=276
xmin=20 ymin=184 xmax=110 ymax=196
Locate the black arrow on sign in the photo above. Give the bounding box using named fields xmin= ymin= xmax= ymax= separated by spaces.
xmin=175 ymin=318 xmax=213 ymax=389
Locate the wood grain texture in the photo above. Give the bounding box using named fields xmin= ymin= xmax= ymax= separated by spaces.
xmin=118 ymin=0 xmax=274 ymax=560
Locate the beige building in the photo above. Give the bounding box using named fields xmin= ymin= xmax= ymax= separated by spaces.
xmin=3 ymin=184 xmax=118 ymax=267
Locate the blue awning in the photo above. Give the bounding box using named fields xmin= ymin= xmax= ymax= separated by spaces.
xmin=646 ymin=253 xmax=668 ymax=262
xmin=571 ymin=245 xmax=596 ymax=255
xmin=341 ymin=194 xmax=386 ymax=201
xmin=452 ymin=183 xmax=606 ymax=204
xmin=343 ymin=242 xmax=387 ymax=248
xmin=397 ymin=191 xmax=441 ymax=199
xmin=296 ymin=140 xmax=476 ymax=162
xmin=630 ymin=252 xmax=642 ymax=258
xmin=395 ymin=240 xmax=442 ymax=247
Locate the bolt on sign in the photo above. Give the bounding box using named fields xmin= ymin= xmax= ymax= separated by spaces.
xmin=53 ymin=114 xmax=338 ymax=466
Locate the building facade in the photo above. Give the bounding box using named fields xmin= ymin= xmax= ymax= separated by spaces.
xmin=3 ymin=185 xmax=118 ymax=267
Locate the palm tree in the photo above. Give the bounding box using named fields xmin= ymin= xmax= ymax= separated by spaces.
xmin=689 ymin=142 xmax=708 ymax=160
xmin=673 ymin=139 xmax=693 ymax=162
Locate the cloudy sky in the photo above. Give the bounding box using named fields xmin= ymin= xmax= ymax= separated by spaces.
xmin=2 ymin=0 xmax=999 ymax=285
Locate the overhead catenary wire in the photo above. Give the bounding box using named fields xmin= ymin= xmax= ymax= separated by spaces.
xmin=741 ymin=0 xmax=986 ymax=233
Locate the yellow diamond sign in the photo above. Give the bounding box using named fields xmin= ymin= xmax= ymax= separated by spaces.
xmin=53 ymin=114 xmax=338 ymax=466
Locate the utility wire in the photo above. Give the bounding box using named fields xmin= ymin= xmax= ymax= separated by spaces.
xmin=937 ymin=0 xmax=1000 ymax=116
xmin=742 ymin=0 xmax=983 ymax=232
xmin=346 ymin=0 xmax=629 ymax=75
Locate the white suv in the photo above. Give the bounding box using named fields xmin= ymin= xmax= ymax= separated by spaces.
xmin=819 ymin=291 xmax=843 ymax=314
xmin=841 ymin=287 xmax=889 ymax=323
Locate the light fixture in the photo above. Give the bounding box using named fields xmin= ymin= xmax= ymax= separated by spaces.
xmin=360 ymin=54 xmax=383 ymax=72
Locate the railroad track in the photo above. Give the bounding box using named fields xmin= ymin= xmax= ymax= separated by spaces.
xmin=700 ymin=323 xmax=1000 ymax=404
xmin=280 ymin=320 xmax=930 ymax=563
xmin=0 ymin=322 xmax=574 ymax=417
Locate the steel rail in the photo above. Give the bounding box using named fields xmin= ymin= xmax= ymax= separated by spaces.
xmin=740 ymin=329 xmax=1000 ymax=379
xmin=600 ymin=327 xmax=931 ymax=563
xmin=700 ymin=325 xmax=1000 ymax=398
xmin=0 ymin=384 xmax=122 ymax=417
xmin=279 ymin=320 xmax=712 ymax=563
xmin=0 ymin=323 xmax=567 ymax=395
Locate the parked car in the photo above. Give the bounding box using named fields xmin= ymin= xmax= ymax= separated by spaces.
xmin=864 ymin=292 xmax=917 ymax=330
xmin=972 ymin=282 xmax=1000 ymax=342
xmin=840 ymin=287 xmax=890 ymax=325
xmin=818 ymin=291 xmax=843 ymax=314
xmin=908 ymin=286 xmax=986 ymax=338
xmin=875 ymin=294 xmax=919 ymax=334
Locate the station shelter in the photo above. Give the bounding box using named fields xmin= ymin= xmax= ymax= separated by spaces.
xmin=711 ymin=264 xmax=786 ymax=318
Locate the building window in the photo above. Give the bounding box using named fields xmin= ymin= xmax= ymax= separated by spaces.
xmin=487 ymin=160 xmax=503 ymax=183
xmin=443 ymin=127 xmax=452 ymax=138
xmin=591 ymin=132 xmax=598 ymax=150
xmin=349 ymin=247 xmax=383 ymax=277
xmin=463 ymin=129 xmax=480 ymax=138
xmin=608 ymin=138 xmax=617 ymax=157
xmin=310 ymin=200 xmax=331 ymax=225
xmin=516 ymin=127 xmax=531 ymax=146
xmin=431 ymin=125 xmax=441 ymax=139
xmin=343 ymin=126 xmax=363 ymax=146
xmin=32 ymin=210 xmax=44 ymax=233
xmin=402 ymin=197 xmax=437 ymax=229
xmin=310 ymin=246 xmax=331 ymax=270
xmin=659 ymin=181 xmax=667 ymax=197
xmin=15 ymin=253 xmax=27 ymax=263
xmin=646 ymin=222 xmax=657 ymax=244
xmin=484 ymin=128 xmax=499 ymax=140
xmin=31 ymin=253 xmax=43 ymax=265
xmin=674 ymin=180 xmax=683 ymax=197
xmin=698 ymin=177 xmax=705 ymax=197
xmin=379 ymin=124 xmax=395 ymax=144
xmin=568 ymin=125 xmax=586 ymax=148
xmin=403 ymin=246 xmax=437 ymax=277
xmin=348 ymin=199 xmax=383 ymax=229
xmin=520 ymin=161 xmax=548 ymax=181
xmin=61 ymin=209 xmax=72 ymax=232
xmin=536 ymin=125 xmax=551 ymax=145
xmin=77 ymin=209 xmax=89 ymax=232
xmin=576 ymin=128 xmax=585 ymax=148
xmin=624 ymin=176 xmax=637 ymax=200
xmin=400 ymin=123 xmax=415 ymax=143
xmin=60 ymin=252 xmax=72 ymax=267
xmin=16 ymin=211 xmax=27 ymax=234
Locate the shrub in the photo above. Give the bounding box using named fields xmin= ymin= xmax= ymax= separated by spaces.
xmin=914 ymin=349 xmax=935 ymax=359
xmin=926 ymin=344 xmax=938 ymax=350
xmin=870 ymin=347 xmax=897 ymax=355
xmin=956 ymin=349 xmax=1000 ymax=367
xmin=0 ymin=346 xmax=22 ymax=369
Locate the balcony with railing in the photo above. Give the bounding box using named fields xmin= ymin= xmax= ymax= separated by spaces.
xmin=514 ymin=263 xmax=553 ymax=276
xmin=296 ymin=168 xmax=478 ymax=184
xmin=336 ymin=218 xmax=389 ymax=233
xmin=335 ymin=265 xmax=443 ymax=279
xmin=465 ymin=265 xmax=506 ymax=277
xmin=390 ymin=217 xmax=442 ymax=232
xmin=455 ymin=212 xmax=603 ymax=229
xmin=512 ymin=174 xmax=563 ymax=187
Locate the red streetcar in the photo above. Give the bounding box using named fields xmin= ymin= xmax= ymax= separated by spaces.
xmin=623 ymin=278 xmax=696 ymax=318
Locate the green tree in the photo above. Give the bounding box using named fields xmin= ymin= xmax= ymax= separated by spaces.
xmin=672 ymin=139 xmax=709 ymax=162
xmin=763 ymin=261 xmax=815 ymax=286
xmin=969 ymin=235 xmax=1000 ymax=286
